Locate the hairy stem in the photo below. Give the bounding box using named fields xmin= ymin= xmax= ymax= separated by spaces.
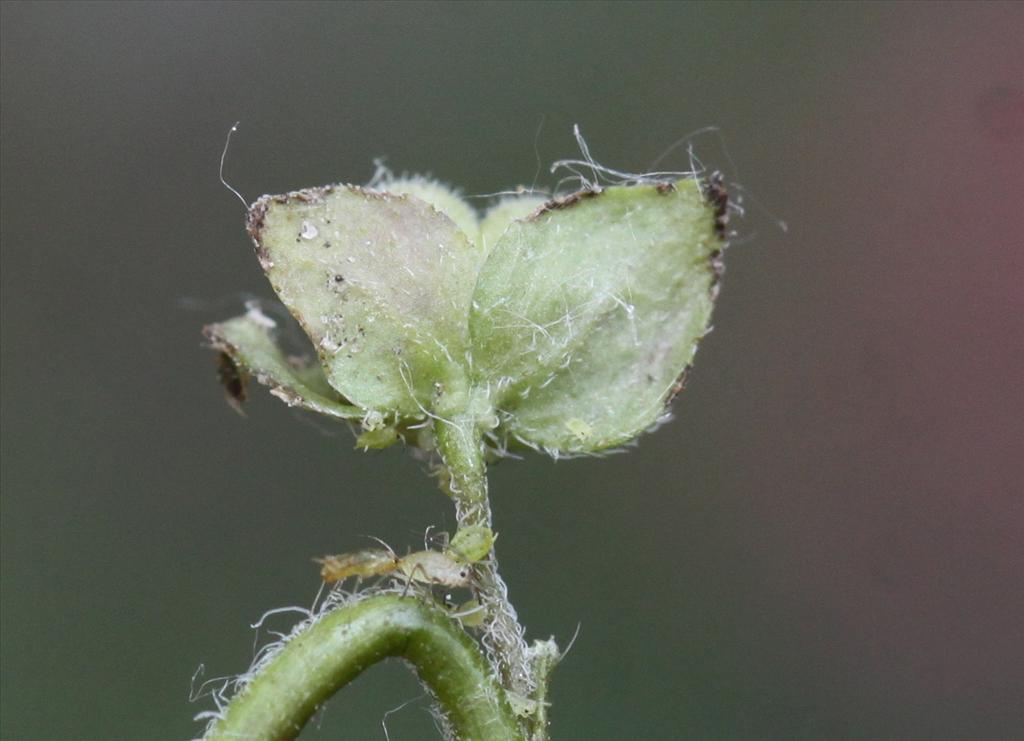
xmin=204 ymin=594 xmax=523 ymax=741
xmin=434 ymin=416 xmax=532 ymax=696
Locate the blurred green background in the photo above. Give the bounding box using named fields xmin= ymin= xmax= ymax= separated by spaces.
xmin=2 ymin=2 xmax=1022 ymax=739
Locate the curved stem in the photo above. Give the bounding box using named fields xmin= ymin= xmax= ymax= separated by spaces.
xmin=205 ymin=594 xmax=523 ymax=741
xmin=434 ymin=416 xmax=532 ymax=696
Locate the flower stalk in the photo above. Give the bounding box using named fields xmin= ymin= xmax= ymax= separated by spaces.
xmin=434 ymin=415 xmax=532 ymax=696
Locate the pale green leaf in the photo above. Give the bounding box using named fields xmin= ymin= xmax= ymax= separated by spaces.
xmin=478 ymin=195 xmax=548 ymax=256
xmin=204 ymin=311 xmax=363 ymax=420
xmin=380 ymin=177 xmax=480 ymax=246
xmin=469 ymin=179 xmax=723 ymax=453
xmin=247 ymin=185 xmax=481 ymax=417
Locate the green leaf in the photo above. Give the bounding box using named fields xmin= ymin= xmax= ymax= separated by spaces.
xmin=478 ymin=195 xmax=548 ymax=255
xmin=381 ymin=176 xmax=480 ymax=246
xmin=204 ymin=310 xmax=363 ymax=420
xmin=469 ymin=179 xmax=724 ymax=454
xmin=246 ymin=184 xmax=481 ymax=417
